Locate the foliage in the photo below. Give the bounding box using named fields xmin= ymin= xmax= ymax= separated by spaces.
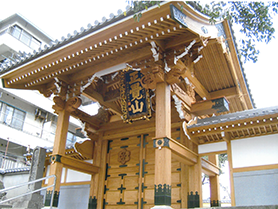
xmin=126 ymin=1 xmax=162 ymax=22
xmin=191 ymin=1 xmax=278 ymax=63
xmin=127 ymin=1 xmax=278 ymax=63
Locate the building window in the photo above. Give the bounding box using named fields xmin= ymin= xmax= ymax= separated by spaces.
xmin=10 ymin=25 xmax=41 ymax=50
xmin=0 ymin=103 xmax=26 ymax=130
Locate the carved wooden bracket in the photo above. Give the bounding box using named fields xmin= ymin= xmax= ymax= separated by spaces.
xmin=165 ymin=60 xmax=187 ymax=84
xmin=52 ymin=96 xmax=82 ymax=114
xmin=74 ymin=140 xmax=95 ymax=159
xmin=141 ymin=64 xmax=165 ymax=89
xmin=65 ymin=97 xmax=82 ymax=112
xmin=52 ymin=96 xmax=66 ymax=113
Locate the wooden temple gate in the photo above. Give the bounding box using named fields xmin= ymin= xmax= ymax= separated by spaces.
xmin=0 ymin=1 xmax=254 ymax=208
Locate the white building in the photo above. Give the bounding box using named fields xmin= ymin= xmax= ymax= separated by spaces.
xmin=0 ymin=14 xmax=85 ymax=169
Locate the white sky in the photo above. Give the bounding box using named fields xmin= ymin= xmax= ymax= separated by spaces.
xmin=1 ymin=0 xmax=278 ymax=109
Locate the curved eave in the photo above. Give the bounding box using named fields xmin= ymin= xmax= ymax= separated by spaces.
xmin=1 ymin=1 xmax=221 ymax=90
xmin=222 ymin=20 xmax=254 ymax=109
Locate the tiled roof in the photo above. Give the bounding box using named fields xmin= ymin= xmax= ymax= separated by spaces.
xmin=188 ymin=105 xmax=278 ymax=129
xmin=0 ymin=5 xmax=136 ymax=74
xmin=0 ymin=167 xmax=30 ymax=174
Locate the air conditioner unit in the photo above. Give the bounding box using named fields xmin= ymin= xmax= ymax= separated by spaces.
xmin=35 ymin=109 xmax=48 ymax=120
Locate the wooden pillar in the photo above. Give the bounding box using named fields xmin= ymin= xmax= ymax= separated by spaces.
xmin=46 ymin=96 xmax=81 ymax=208
xmin=153 ymin=81 xmax=172 ymax=208
xmin=88 ymin=135 xmax=103 ymax=209
xmin=96 ymin=139 xmax=108 ymax=209
xmin=209 ymin=154 xmax=221 ymax=207
xmin=46 ymin=108 xmax=70 ymax=207
xmin=181 ymin=127 xmax=189 ymax=208
xmin=186 ymin=140 xmax=202 ymax=208
xmin=225 ymin=133 xmax=236 ymax=206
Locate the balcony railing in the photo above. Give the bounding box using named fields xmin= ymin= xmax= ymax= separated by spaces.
xmin=0 ymin=155 xmax=28 ymax=170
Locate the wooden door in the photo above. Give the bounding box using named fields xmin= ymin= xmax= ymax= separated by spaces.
xmin=103 ymin=130 xmax=182 ymax=209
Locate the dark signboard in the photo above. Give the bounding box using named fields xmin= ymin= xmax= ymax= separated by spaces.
xmin=120 ymin=69 xmax=151 ymax=123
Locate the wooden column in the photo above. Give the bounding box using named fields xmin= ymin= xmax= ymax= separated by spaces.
xmin=181 ymin=127 xmax=189 ymax=208
xmin=153 ymin=81 xmax=172 ymax=208
xmin=223 ymin=132 xmax=236 ymax=206
xmin=188 ymin=145 xmax=202 ymax=208
xmin=46 ymin=107 xmax=70 ymax=207
xmin=46 ymin=96 xmax=81 ymax=208
xmin=209 ymin=154 xmax=221 ymax=207
xmin=96 ymin=139 xmax=108 ymax=209
xmin=88 ymin=134 xmax=103 ymax=209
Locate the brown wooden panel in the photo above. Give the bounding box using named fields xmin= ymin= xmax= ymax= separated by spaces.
xmin=110 ymin=136 xmax=141 ymax=147
xmin=105 ymin=137 xmax=140 ymax=208
xmin=172 ymin=172 xmax=181 ymax=185
xmin=124 ymin=176 xmax=139 ymax=189
xmin=106 ymin=205 xmax=138 ymax=209
xmin=144 ymin=174 xmax=154 ymax=187
xmin=143 ymin=188 xmax=154 ymax=204
xmin=123 ymin=190 xmax=138 ymax=204
xmin=108 ymin=146 xmax=140 ymax=166
xmin=106 ymin=190 xmax=121 ymax=204
xmin=107 ymin=177 xmax=121 ymax=189
xmin=172 ymin=187 xmax=181 ymax=202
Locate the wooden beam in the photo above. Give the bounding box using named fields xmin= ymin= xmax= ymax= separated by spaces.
xmin=170 ymin=83 xmax=194 ymax=108
xmin=210 ymin=87 xmax=237 ymax=99
xmin=154 ymin=137 xmax=198 ymax=165
xmin=201 ymin=158 xmax=219 ymax=176
xmin=191 ymin=97 xmax=229 ymax=116
xmin=83 ymin=87 xmax=122 ymax=116
xmin=69 ymin=43 xmax=153 ymax=82
xmin=221 ymin=131 xmax=231 ymax=143
xmin=181 ymin=62 xmax=211 ymax=100
xmin=60 ymin=155 xmax=99 ymax=174
xmin=71 ymin=109 xmax=101 ymax=130
xmin=103 ymin=89 xmax=120 ymax=102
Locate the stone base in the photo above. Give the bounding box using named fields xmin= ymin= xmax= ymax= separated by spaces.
xmin=12 ymin=193 xmax=44 ymax=209
xmin=0 ymin=203 xmax=12 ymax=208
xmin=151 ymin=206 xmax=173 ymax=209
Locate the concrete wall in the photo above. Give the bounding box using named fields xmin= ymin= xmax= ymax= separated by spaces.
xmin=1 ymin=172 xmax=29 ymax=199
xmin=58 ymin=185 xmax=90 ymax=209
xmin=231 ymin=134 xmax=278 ymax=206
xmin=234 ymin=169 xmax=278 ymax=206
xmin=232 ymin=134 xmax=278 ymax=168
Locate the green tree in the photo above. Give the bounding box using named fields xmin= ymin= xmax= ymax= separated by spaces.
xmin=127 ymin=1 xmax=278 ymax=63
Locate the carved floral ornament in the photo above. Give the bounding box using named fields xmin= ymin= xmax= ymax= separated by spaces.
xmin=118 ymin=148 xmax=131 ymax=165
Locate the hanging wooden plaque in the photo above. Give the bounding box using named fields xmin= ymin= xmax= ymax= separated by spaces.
xmin=120 ymin=69 xmax=151 ymax=123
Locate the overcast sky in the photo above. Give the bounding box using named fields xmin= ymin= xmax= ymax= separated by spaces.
xmin=1 ymin=0 xmax=278 ymax=109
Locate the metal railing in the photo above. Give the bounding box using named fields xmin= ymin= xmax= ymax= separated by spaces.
xmin=0 ymin=175 xmax=56 ymax=208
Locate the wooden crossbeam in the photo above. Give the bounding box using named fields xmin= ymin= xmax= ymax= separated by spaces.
xmin=201 ymin=158 xmax=220 ymax=176
xmin=60 ymin=155 xmax=99 ymax=174
xmin=153 ymin=137 xmax=220 ymax=176
xmin=83 ymin=87 xmax=122 ymax=116
xmin=210 ymin=87 xmax=237 ymax=99
xmin=191 ymin=97 xmax=229 ymax=116
xmin=153 ymin=137 xmax=198 ymax=165
xmin=71 ymin=109 xmax=101 ymax=130
xmin=183 ymin=69 xmax=211 ymax=100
